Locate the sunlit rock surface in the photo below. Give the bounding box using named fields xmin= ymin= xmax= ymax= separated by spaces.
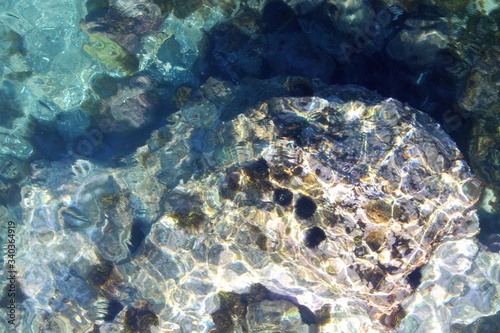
xmin=10 ymin=79 xmax=487 ymax=332
xmin=1 ymin=0 xmax=498 ymax=330
xmin=400 ymin=239 xmax=500 ymax=332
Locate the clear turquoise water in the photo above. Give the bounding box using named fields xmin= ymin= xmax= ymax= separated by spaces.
xmin=0 ymin=0 xmax=499 ymax=332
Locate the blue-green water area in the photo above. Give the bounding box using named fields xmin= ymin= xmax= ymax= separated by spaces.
xmin=0 ymin=0 xmax=499 ymax=332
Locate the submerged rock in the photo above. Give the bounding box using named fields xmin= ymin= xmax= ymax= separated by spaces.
xmin=247 ymin=299 xmax=309 ymax=332
xmin=15 ymin=80 xmax=483 ymax=332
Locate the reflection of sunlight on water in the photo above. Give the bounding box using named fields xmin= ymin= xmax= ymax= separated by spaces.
xmin=11 ymin=87 xmax=492 ymax=329
xmin=1 ymin=0 xmax=498 ymax=330
xmin=345 ymin=103 xmax=365 ymax=121
xmin=12 ymin=87 xmax=492 ymax=331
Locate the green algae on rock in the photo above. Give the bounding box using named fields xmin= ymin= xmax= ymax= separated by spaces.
xmin=84 ymin=34 xmax=139 ymax=74
xmin=170 ymin=209 xmax=206 ymax=230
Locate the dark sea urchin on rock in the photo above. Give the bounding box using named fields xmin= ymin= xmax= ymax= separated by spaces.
xmin=304 ymin=226 xmax=327 ymax=248
xmin=274 ymin=188 xmax=293 ymax=206
xmin=295 ymin=195 xmax=317 ymax=219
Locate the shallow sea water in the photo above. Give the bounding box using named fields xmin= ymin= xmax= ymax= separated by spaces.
xmin=0 ymin=0 xmax=499 ymax=332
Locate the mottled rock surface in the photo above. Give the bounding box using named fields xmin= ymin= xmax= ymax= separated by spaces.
xmin=13 ymin=81 xmax=482 ymax=332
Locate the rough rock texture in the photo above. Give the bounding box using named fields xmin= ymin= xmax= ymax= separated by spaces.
xmin=13 ymin=81 xmax=482 ymax=332
xmin=247 ymin=300 xmax=309 ymax=332
xmin=400 ymin=239 xmax=500 ymax=332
